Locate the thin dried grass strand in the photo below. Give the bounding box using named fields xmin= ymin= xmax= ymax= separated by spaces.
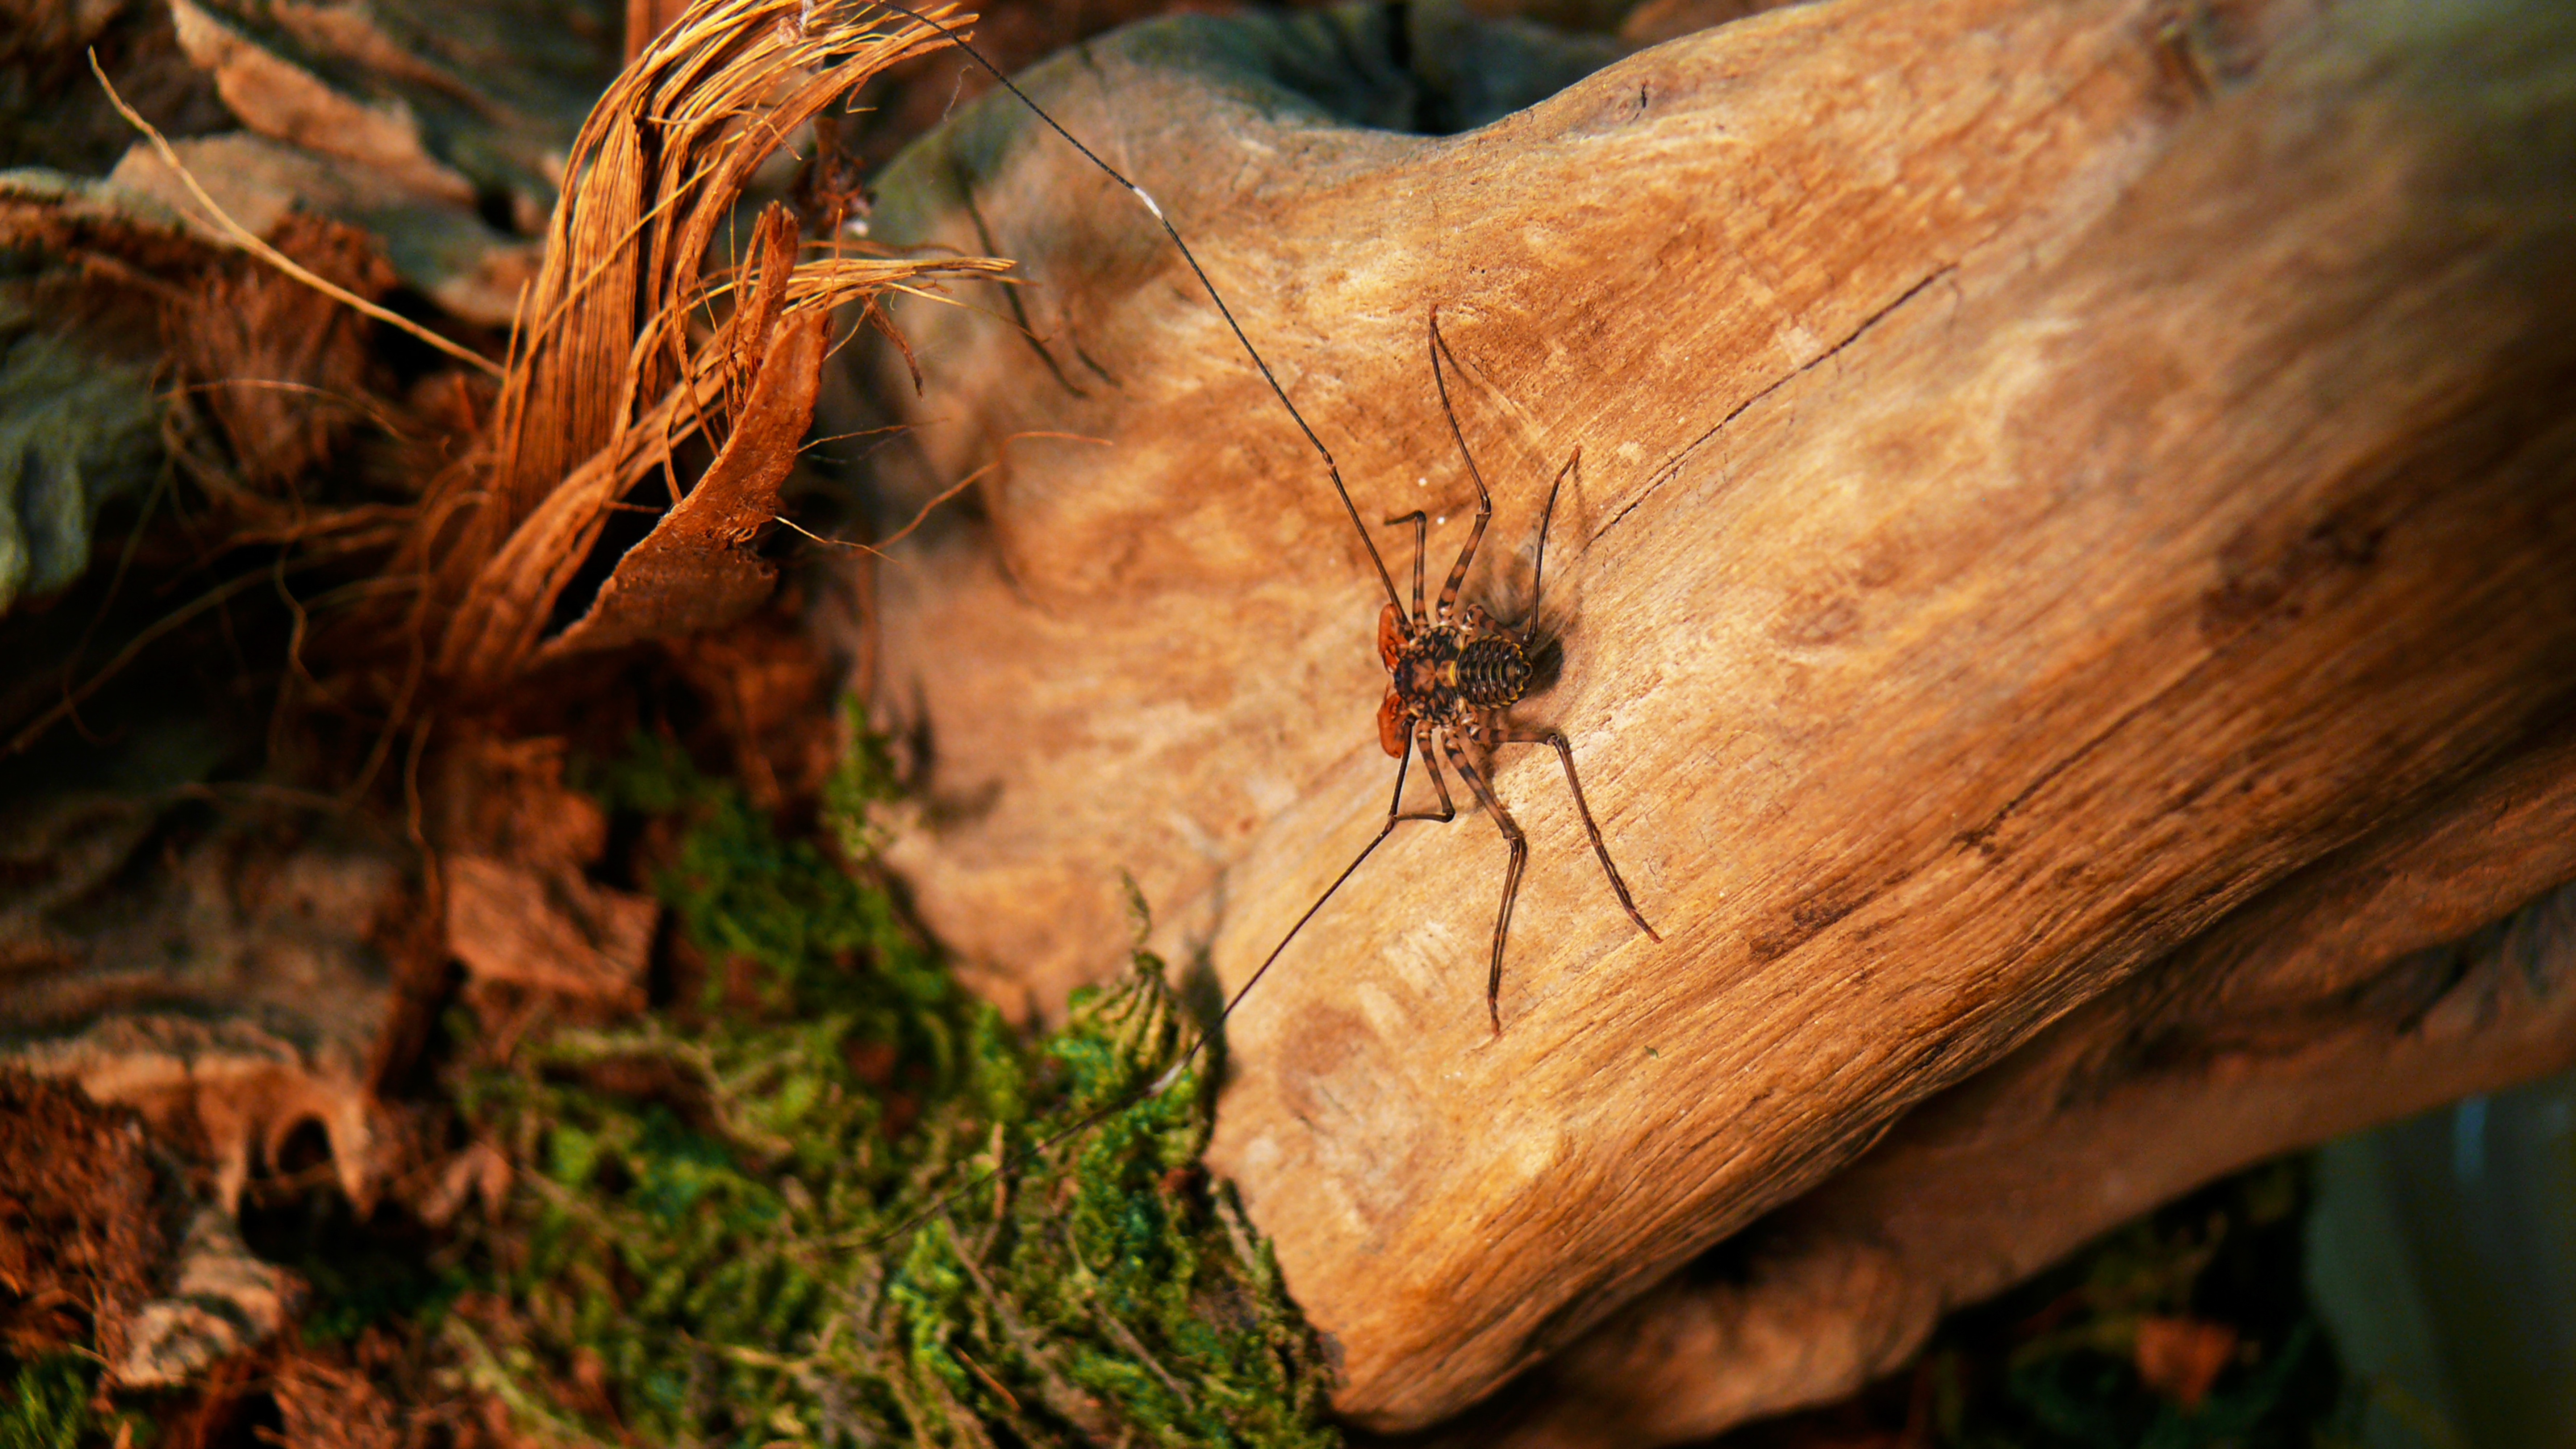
xmin=88 ymin=54 xmax=505 ymax=380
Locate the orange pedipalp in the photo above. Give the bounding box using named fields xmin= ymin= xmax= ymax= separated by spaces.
xmin=1377 ymin=687 xmax=1408 ymax=757
xmin=1377 ymin=602 xmax=1406 ymax=671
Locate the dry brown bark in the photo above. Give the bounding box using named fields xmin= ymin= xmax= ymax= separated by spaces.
xmin=0 ymin=1073 xmax=167 ymax=1371
xmin=849 ymin=0 xmax=2576 ymax=1430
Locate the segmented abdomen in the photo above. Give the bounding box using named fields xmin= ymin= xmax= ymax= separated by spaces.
xmin=1456 ymin=636 xmax=1530 ymax=708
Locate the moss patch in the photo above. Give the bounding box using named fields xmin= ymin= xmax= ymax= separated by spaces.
xmin=1 ymin=1354 xmax=99 ymax=1449
xmin=445 ymin=733 xmax=1338 ymax=1447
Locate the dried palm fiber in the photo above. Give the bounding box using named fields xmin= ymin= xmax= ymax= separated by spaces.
xmin=426 ymin=0 xmax=1005 ymax=692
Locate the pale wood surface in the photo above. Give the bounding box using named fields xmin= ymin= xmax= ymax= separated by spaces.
xmin=845 ymin=0 xmax=2576 ymax=1426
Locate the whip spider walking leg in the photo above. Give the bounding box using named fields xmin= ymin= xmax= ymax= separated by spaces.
xmin=857 ymin=6 xmax=1665 ymax=1230
xmin=1354 ymin=309 xmax=1662 ymax=1034
xmin=1204 ymin=310 xmax=1661 ymax=1047
xmin=862 ymin=2 xmax=1660 ymax=1043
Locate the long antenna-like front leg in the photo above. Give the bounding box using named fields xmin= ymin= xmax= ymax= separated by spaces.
xmin=865 ymin=0 xmax=1410 ymax=617
xmin=871 ymin=732 xmax=1452 ymax=1246
xmin=1147 ymin=729 xmax=1459 ymax=1092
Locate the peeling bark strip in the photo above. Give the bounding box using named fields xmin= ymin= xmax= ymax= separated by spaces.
xmin=853 ymin=0 xmax=2576 ymax=1427
xmin=533 ymin=308 xmax=831 ymax=664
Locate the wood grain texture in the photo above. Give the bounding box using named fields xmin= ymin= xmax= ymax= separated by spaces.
xmin=846 ymin=0 xmax=2576 ymax=1425
xmin=1410 ymin=727 xmax=2576 ymax=1446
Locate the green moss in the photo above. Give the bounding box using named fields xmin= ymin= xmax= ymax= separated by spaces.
xmin=1 ymin=1355 xmax=95 ymax=1449
xmin=456 ymin=729 xmax=1338 ymax=1447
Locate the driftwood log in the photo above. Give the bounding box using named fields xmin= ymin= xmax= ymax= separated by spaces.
xmin=1412 ymin=740 xmax=2576 ymax=1446
xmin=843 ymin=0 xmax=2576 ymax=1433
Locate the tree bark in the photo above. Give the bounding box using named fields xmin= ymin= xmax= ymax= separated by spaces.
xmin=847 ymin=0 xmax=2576 ymax=1429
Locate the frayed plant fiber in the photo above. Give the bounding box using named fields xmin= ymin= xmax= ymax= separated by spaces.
xmin=421 ymin=0 xmax=1006 ymax=692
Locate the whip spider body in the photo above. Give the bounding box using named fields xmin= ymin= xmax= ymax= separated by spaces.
xmin=1357 ymin=312 xmax=1662 ymax=1035
xmin=871 ymin=4 xmax=1661 ymax=1053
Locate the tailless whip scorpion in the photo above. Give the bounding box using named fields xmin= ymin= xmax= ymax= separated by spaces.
xmin=864 ymin=0 xmax=1661 ymax=1087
